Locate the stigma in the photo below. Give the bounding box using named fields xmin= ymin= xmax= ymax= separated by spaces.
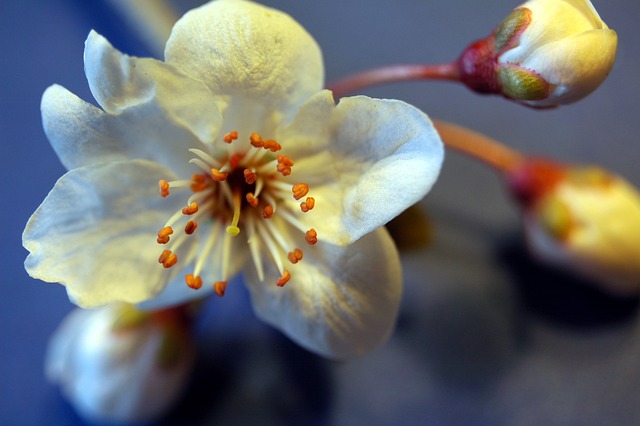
xmin=155 ymin=131 xmax=320 ymax=296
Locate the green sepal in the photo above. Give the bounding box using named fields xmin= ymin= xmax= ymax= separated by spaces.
xmin=494 ymin=8 xmax=532 ymax=53
xmin=498 ymin=65 xmax=550 ymax=100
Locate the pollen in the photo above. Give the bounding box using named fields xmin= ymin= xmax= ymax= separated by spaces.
xmin=185 ymin=220 xmax=198 ymax=235
xmin=292 ymin=183 xmax=309 ymax=200
xmin=276 ymin=270 xmax=291 ymax=287
xmin=276 ymin=155 xmax=294 ymax=176
xmin=223 ymin=130 xmax=238 ymax=143
xmin=263 ymin=204 xmax=274 ymax=219
xmin=250 ymin=132 xmax=264 ymax=148
xmin=246 ymin=192 xmax=259 ymax=207
xmin=158 ymin=250 xmax=178 ymax=268
xmin=159 ymin=180 xmax=170 ymax=198
xmin=185 ymin=274 xmax=203 ymax=290
xmin=214 ymin=280 xmax=228 ymax=297
xmin=287 ymin=248 xmax=304 ymax=264
xmin=211 ymin=168 xmax=228 ymax=182
xmin=305 ymin=228 xmax=318 ymax=245
xmin=157 ymin=226 xmax=174 ymax=244
xmin=244 ymin=169 xmax=257 ymax=184
xmin=263 ymin=139 xmax=282 ymax=152
xmin=300 ymin=197 xmax=315 ymax=212
xmin=181 ymin=202 xmax=199 ymax=215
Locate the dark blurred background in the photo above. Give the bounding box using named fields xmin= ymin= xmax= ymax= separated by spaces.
xmin=1 ymin=0 xmax=639 ymax=424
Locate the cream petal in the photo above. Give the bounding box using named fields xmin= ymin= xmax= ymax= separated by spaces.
xmin=23 ymin=160 xmax=192 ymax=307
xmin=280 ymin=91 xmax=444 ymax=245
xmin=244 ymin=227 xmax=402 ymax=359
xmin=164 ymin=0 xmax=323 ymax=121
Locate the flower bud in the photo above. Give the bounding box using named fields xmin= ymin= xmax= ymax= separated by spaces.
xmin=46 ymin=304 xmax=195 ymax=423
xmin=507 ymin=159 xmax=640 ymax=295
xmin=457 ymin=0 xmax=617 ymax=107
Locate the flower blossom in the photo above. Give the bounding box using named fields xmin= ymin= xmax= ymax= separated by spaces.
xmin=46 ymin=304 xmax=195 ymax=423
xmin=23 ymin=0 xmax=444 ymax=357
xmin=508 ymin=159 xmax=640 ymax=295
xmin=457 ymin=0 xmax=617 ymax=107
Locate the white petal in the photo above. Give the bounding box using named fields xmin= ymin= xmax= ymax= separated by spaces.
xmin=244 ymin=227 xmax=402 ymax=359
xmin=164 ymin=0 xmax=323 ymax=120
xmin=280 ymin=91 xmax=444 ymax=245
xmin=23 ymin=160 xmax=192 ymax=307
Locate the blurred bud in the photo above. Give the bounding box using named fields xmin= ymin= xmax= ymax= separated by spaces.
xmin=46 ymin=304 xmax=196 ymax=423
xmin=457 ymin=0 xmax=617 ymax=107
xmin=507 ymin=159 xmax=640 ymax=295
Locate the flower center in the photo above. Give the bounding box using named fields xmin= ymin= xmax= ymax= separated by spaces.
xmin=155 ymin=131 xmax=318 ymax=296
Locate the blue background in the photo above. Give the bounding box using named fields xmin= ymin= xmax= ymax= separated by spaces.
xmin=1 ymin=0 xmax=639 ymax=424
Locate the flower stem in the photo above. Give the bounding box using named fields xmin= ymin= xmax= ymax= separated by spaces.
xmin=433 ymin=120 xmax=524 ymax=174
xmin=327 ymin=63 xmax=460 ymax=98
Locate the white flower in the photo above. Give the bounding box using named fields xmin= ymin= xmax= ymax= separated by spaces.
xmin=23 ymin=0 xmax=444 ymax=358
xmin=46 ymin=304 xmax=195 ymax=423
xmin=457 ymin=0 xmax=617 ymax=107
xmin=512 ymin=163 xmax=640 ymax=295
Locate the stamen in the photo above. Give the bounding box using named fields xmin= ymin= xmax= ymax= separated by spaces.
xmin=182 ymin=202 xmax=199 ymax=215
xmin=211 ymin=168 xmax=228 ymax=182
xmin=226 ymin=191 xmax=242 ymax=236
xmin=263 ymin=204 xmax=274 ymax=219
xmin=189 ymin=158 xmax=213 ymax=173
xmin=246 ymin=193 xmax=259 ymax=208
xmin=250 ymin=132 xmax=264 ymax=148
xmin=263 ymin=139 xmax=282 ymax=152
xmin=188 ymin=148 xmax=220 ymax=168
xmin=159 ymin=180 xmax=170 ymax=198
xmin=185 ymin=274 xmax=203 ymax=290
xmin=223 ymin=131 xmax=238 ymax=143
xmin=247 ymin=215 xmax=265 ymax=281
xmin=276 ymin=270 xmax=291 ymax=287
xmin=256 ymin=221 xmax=285 ymax=274
xmin=292 ymin=183 xmax=309 ymax=200
xmin=244 ymin=169 xmax=257 ymax=185
xmin=185 ymin=220 xmax=198 ymax=235
xmin=190 ymin=174 xmax=207 ymax=192
xmin=287 ymin=248 xmax=303 ymax=264
xmin=214 ymin=281 xmax=227 ymax=297
xmin=157 ymin=226 xmax=174 ymax=244
xmin=158 ymin=250 xmax=178 ymax=268
xmin=300 ymin=197 xmax=315 ymax=212
xmin=305 ymin=228 xmax=318 ymax=245
xmin=193 ymin=223 xmax=221 ymax=277
xmin=276 ymin=155 xmax=294 ymax=176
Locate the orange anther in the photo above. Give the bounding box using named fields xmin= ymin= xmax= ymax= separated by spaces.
xmin=276 ymin=270 xmax=291 ymax=287
xmin=158 ymin=250 xmax=178 ymax=268
xmin=300 ymin=197 xmax=315 ymax=212
xmin=223 ymin=131 xmax=238 ymax=143
xmin=185 ymin=274 xmax=203 ymax=290
xmin=181 ymin=202 xmax=199 ymax=215
xmin=185 ymin=220 xmax=198 ymax=235
xmin=263 ymin=139 xmax=281 ymax=152
xmin=292 ymin=183 xmax=309 ymax=200
xmin=243 ymin=169 xmax=257 ymax=185
xmin=157 ymin=226 xmax=174 ymax=244
xmin=277 ymin=155 xmax=294 ymax=167
xmin=246 ymin=193 xmax=259 ymax=208
xmin=263 ymin=204 xmax=274 ymax=219
xmin=211 ymin=168 xmax=228 ymax=182
xmin=190 ymin=174 xmax=207 ymax=192
xmin=214 ymin=281 xmax=228 ymax=297
xmin=159 ymin=180 xmax=170 ymax=198
xmin=287 ymin=248 xmax=304 ymax=264
xmin=250 ymin=132 xmax=264 ymax=147
xmin=305 ymin=228 xmax=318 ymax=245
xmin=277 ymin=163 xmax=292 ymax=176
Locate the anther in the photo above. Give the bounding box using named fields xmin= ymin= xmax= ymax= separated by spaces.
xmin=300 ymin=197 xmax=315 ymax=212
xmin=276 ymin=270 xmax=291 ymax=287
xmin=244 ymin=169 xmax=257 ymax=185
xmin=157 ymin=226 xmax=174 ymax=244
xmin=181 ymin=202 xmax=199 ymax=215
xmin=159 ymin=180 xmax=170 ymax=198
xmin=246 ymin=193 xmax=259 ymax=208
xmin=305 ymin=228 xmax=318 ymax=245
xmin=214 ymin=281 xmax=228 ymax=297
xmin=185 ymin=220 xmax=198 ymax=235
xmin=263 ymin=204 xmax=274 ymax=219
xmin=158 ymin=250 xmax=178 ymax=268
xmin=292 ymin=183 xmax=309 ymax=200
xmin=287 ymin=248 xmax=304 ymax=264
xmin=223 ymin=131 xmax=238 ymax=143
xmin=185 ymin=274 xmax=203 ymax=290
xmin=250 ymin=132 xmax=264 ymax=148
xmin=211 ymin=168 xmax=228 ymax=182
xmin=263 ymin=139 xmax=282 ymax=152
xmin=190 ymin=174 xmax=207 ymax=192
